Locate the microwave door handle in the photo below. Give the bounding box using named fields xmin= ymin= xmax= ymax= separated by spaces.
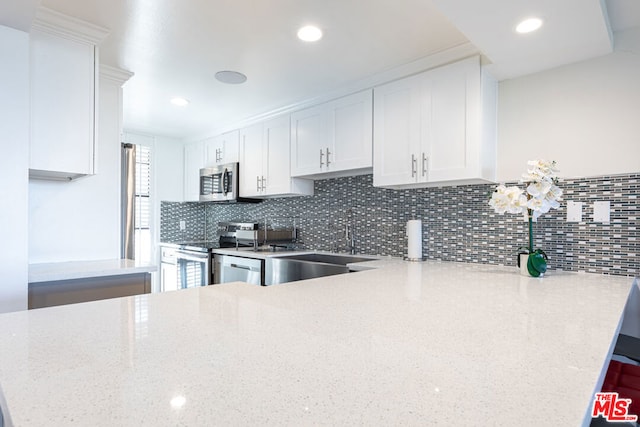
xmin=222 ymin=168 xmax=229 ymax=195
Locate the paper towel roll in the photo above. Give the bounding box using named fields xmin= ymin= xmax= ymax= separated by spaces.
xmin=406 ymin=219 xmax=423 ymax=261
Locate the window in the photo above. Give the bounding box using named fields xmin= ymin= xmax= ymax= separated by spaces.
xmin=135 ymin=144 xmax=152 ymax=263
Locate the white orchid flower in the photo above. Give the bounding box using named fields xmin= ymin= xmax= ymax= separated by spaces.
xmin=527 ymin=181 xmax=552 ymax=198
xmin=489 ymin=160 xmax=561 ymax=219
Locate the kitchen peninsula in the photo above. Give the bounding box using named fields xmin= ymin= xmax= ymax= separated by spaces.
xmin=0 ymin=259 xmax=636 ymax=426
xmin=27 ymin=259 xmax=157 ymax=309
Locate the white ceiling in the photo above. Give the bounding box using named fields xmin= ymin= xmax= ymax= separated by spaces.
xmin=2 ymin=0 xmax=639 ymax=140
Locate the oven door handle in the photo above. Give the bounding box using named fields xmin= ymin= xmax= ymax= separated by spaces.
xmin=176 ymin=252 xmax=209 ymax=263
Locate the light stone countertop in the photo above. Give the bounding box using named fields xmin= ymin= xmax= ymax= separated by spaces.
xmin=1 ymin=260 xmax=636 ymax=426
xmin=28 ymin=259 xmax=157 ymax=283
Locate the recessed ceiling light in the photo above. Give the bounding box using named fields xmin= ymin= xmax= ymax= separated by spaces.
xmin=170 ymin=97 xmax=189 ymax=107
xmin=297 ymin=25 xmax=323 ymax=42
xmin=170 ymin=395 xmax=186 ymax=409
xmin=515 ymin=17 xmax=543 ymax=34
xmin=215 ymin=70 xmax=247 ymax=84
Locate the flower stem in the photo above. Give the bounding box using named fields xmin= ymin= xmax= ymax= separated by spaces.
xmin=528 ymin=208 xmax=534 ymax=253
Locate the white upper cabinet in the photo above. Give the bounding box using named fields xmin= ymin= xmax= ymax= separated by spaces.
xmin=238 ymin=123 xmax=264 ymax=197
xmin=204 ymin=130 xmax=239 ymax=166
xmin=29 ymin=8 xmax=109 ymax=181
xmin=373 ymin=56 xmax=497 ymax=189
xmin=239 ymin=116 xmax=313 ymax=198
xmin=183 ymin=141 xmax=204 ymax=202
xmin=291 ymin=90 xmax=373 ymax=179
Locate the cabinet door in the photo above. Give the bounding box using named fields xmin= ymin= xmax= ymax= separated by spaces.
xmin=161 ymin=262 xmax=178 ymax=292
xmin=204 ymin=130 xmax=240 ymax=166
xmin=239 ymin=123 xmax=264 ymax=197
xmin=328 ymin=90 xmax=373 ymax=172
xmin=203 ymin=136 xmax=221 ymax=167
xmin=263 ymin=115 xmax=292 ymax=196
xmin=30 ymin=30 xmax=96 ymax=177
xmin=424 ymin=58 xmax=478 ymax=182
xmin=373 ymin=74 xmax=423 ymax=187
xmin=290 ymin=104 xmax=328 ymax=177
xmin=218 ymin=130 xmax=239 ymax=164
xmin=184 ymin=142 xmax=204 ymax=201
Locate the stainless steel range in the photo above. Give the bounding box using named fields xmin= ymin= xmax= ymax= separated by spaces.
xmin=160 ymin=220 xmax=299 ymax=290
xmin=218 ymin=221 xmax=298 ymax=250
xmin=213 ymin=221 xmax=299 ymax=286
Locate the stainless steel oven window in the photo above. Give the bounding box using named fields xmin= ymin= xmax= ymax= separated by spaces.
xmin=176 ymin=250 xmax=210 ymax=288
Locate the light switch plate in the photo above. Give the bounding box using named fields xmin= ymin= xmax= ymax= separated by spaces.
xmin=179 ymin=220 xmax=186 ymax=230
xmin=566 ymin=201 xmax=583 ymax=222
xmin=593 ymin=201 xmax=611 ymax=223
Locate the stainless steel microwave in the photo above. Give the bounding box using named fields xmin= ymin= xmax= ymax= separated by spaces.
xmin=199 ymin=163 xmax=259 ymax=203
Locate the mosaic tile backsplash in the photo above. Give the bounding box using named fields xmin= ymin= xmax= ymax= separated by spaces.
xmin=161 ymin=173 xmax=639 ymax=276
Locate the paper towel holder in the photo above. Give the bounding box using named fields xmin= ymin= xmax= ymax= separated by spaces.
xmin=405 ymin=219 xmax=425 ymax=262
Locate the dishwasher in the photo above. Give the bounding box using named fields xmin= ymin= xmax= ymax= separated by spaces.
xmin=213 ymin=254 xmax=264 ymax=286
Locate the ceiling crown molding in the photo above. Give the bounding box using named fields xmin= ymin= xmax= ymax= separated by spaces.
xmin=100 ymin=65 xmax=134 ymax=86
xmin=32 ymin=6 xmax=109 ymax=45
xmin=194 ymin=41 xmax=480 ymax=140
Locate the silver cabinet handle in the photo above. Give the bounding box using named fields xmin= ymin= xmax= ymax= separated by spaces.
xmin=422 ymin=153 xmax=428 ymax=177
xmin=256 ymin=175 xmax=261 ymax=192
xmin=411 ymin=154 xmax=417 ymax=177
xmin=261 ymin=176 xmax=266 ymax=191
xmin=320 ymin=149 xmax=324 ymax=168
xmin=326 ymin=148 xmax=331 ymax=167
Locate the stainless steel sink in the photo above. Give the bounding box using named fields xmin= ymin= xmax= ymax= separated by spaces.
xmin=274 ymin=253 xmax=375 ymax=266
xmin=264 ymin=253 xmax=376 ymax=285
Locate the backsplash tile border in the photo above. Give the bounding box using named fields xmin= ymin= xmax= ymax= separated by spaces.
xmin=161 ymin=173 xmax=639 ymax=277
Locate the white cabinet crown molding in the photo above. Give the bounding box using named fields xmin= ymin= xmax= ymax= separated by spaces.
xmin=189 ymin=42 xmax=480 ymax=141
xmin=100 ymin=64 xmax=134 ymax=87
xmin=32 ymin=6 xmax=109 ymax=45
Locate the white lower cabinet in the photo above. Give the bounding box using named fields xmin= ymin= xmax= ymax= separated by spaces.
xmin=373 ymin=56 xmax=497 ymax=189
xmin=290 ymin=90 xmax=373 ymax=178
xmin=240 ymin=116 xmax=313 ymax=198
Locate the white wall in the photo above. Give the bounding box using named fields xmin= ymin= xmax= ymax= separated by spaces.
xmin=0 ymin=25 xmax=29 ymax=312
xmin=497 ymin=28 xmax=640 ymax=181
xmin=28 ymin=73 xmax=124 ymax=263
xmin=154 ymin=136 xmax=184 ymax=202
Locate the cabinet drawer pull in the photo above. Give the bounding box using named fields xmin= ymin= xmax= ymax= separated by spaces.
xmin=320 ymin=149 xmax=324 ymax=168
xmin=261 ymin=176 xmax=266 ymax=191
xmin=411 ymin=154 xmax=417 ymax=177
xmin=326 ymin=148 xmax=331 ymax=167
xmin=422 ymin=153 xmax=428 ymax=177
xmin=256 ymin=175 xmax=261 ymax=191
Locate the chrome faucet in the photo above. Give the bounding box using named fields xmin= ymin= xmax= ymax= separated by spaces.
xmin=345 ymin=224 xmax=355 ymax=255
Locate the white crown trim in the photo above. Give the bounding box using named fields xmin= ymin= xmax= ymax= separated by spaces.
xmin=100 ymin=65 xmax=134 ymax=86
xmin=188 ymin=42 xmax=481 ymax=141
xmin=32 ymin=6 xmax=109 ymax=45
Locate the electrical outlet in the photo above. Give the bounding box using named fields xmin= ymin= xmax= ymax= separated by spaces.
xmin=179 ymin=220 xmax=186 ymax=231
xmin=593 ymin=201 xmax=611 ymax=223
xmin=566 ymin=201 xmax=582 ymax=222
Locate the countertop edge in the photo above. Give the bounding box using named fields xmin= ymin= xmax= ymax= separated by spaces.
xmin=28 ymin=259 xmax=158 ymax=283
